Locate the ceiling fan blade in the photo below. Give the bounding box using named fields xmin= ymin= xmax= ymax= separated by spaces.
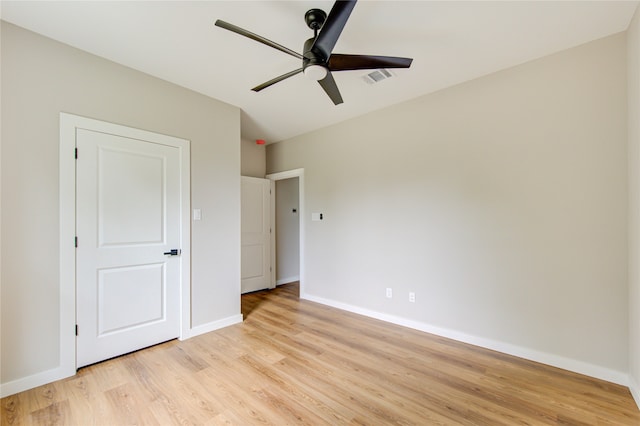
xmin=312 ymin=0 xmax=357 ymax=59
xmin=215 ymin=20 xmax=303 ymax=60
xmin=252 ymin=68 xmax=303 ymax=92
xmin=328 ymin=54 xmax=413 ymax=71
xmin=318 ymin=71 xmax=344 ymax=105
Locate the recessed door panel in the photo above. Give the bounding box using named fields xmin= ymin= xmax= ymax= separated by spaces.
xmin=98 ymin=264 xmax=165 ymax=335
xmin=241 ymin=244 xmax=264 ymax=279
xmin=98 ymin=148 xmax=165 ymax=246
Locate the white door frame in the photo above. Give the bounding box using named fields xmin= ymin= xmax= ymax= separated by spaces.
xmin=60 ymin=113 xmax=191 ymax=374
xmin=266 ymin=168 xmax=305 ymax=297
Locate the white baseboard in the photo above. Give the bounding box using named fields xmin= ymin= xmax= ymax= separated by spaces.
xmin=301 ymin=292 xmax=630 ymax=387
xmin=277 ymin=276 xmax=300 ymax=286
xmin=181 ymin=314 xmax=243 ymax=339
xmin=630 ymin=375 xmax=640 ymax=411
xmin=0 ymin=365 xmax=75 ymax=398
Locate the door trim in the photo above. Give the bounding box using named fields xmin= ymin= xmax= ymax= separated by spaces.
xmin=60 ymin=113 xmax=191 ymax=372
xmin=266 ymin=169 xmax=305 ymax=297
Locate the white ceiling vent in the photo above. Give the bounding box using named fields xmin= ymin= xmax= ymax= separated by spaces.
xmin=361 ymin=69 xmax=395 ymax=85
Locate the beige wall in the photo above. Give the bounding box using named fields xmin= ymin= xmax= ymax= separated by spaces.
xmin=268 ymin=33 xmax=628 ymax=382
xmin=241 ymin=138 xmax=266 ymax=178
xmin=0 ymin=22 xmax=241 ymax=389
xmin=628 ymin=5 xmax=640 ymax=407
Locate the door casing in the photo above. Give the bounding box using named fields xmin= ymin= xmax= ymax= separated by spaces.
xmin=60 ymin=113 xmax=191 ymax=373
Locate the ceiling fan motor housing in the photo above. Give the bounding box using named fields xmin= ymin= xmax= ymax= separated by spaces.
xmin=303 ymin=38 xmax=325 ymax=67
xmin=302 ymin=37 xmax=328 ymax=80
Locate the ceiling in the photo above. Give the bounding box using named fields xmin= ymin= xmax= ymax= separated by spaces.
xmin=1 ymin=1 xmax=638 ymax=143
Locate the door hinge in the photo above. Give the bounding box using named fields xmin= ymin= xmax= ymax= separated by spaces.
xmin=75 ymin=325 xmax=78 ymax=336
xmin=74 ymin=148 xmax=78 ymax=159
xmin=75 ymin=236 xmax=78 ymax=247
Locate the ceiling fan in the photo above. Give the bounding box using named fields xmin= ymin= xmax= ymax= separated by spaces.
xmin=215 ymin=0 xmax=413 ymax=105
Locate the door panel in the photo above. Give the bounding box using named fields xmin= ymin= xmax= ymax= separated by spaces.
xmin=76 ymin=128 xmax=181 ymax=368
xmin=241 ymin=176 xmax=272 ymax=293
xmin=97 ymin=264 xmax=165 ymax=335
xmin=98 ymin=148 xmax=164 ymax=245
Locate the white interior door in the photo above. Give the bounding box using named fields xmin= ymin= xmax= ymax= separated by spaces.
xmin=241 ymin=176 xmax=272 ymax=293
xmin=76 ymin=128 xmax=182 ymax=368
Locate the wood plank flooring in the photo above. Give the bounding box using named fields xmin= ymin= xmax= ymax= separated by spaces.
xmin=2 ymin=282 xmax=639 ymax=425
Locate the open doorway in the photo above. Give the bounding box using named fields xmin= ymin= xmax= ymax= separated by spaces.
xmin=275 ymin=177 xmax=299 ymax=287
xmin=267 ymin=169 xmax=305 ymax=298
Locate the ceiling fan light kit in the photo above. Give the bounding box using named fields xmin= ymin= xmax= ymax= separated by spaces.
xmin=215 ymin=0 xmax=413 ymax=105
xmin=304 ymin=65 xmax=328 ymax=81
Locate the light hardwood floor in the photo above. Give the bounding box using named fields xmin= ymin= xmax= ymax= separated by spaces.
xmin=2 ymin=282 xmax=639 ymax=425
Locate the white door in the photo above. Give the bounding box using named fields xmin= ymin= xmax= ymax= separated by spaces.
xmin=241 ymin=176 xmax=273 ymax=293
xmin=76 ymin=128 xmax=182 ymax=368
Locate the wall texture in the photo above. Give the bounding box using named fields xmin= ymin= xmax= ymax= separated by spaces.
xmin=267 ymin=33 xmax=628 ymax=383
xmin=628 ymin=4 xmax=640 ymax=408
xmin=241 ymin=138 xmax=266 ymax=178
xmin=1 ymin=22 xmax=241 ymax=392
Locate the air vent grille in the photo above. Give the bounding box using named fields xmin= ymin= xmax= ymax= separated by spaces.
xmin=361 ymin=69 xmax=394 ymax=85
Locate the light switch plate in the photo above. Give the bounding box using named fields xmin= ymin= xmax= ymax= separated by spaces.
xmin=193 ymin=209 xmax=201 ymax=221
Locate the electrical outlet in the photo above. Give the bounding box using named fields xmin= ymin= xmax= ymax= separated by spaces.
xmin=409 ymin=292 xmax=416 ymax=303
xmin=386 ymin=288 xmax=393 ymax=298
